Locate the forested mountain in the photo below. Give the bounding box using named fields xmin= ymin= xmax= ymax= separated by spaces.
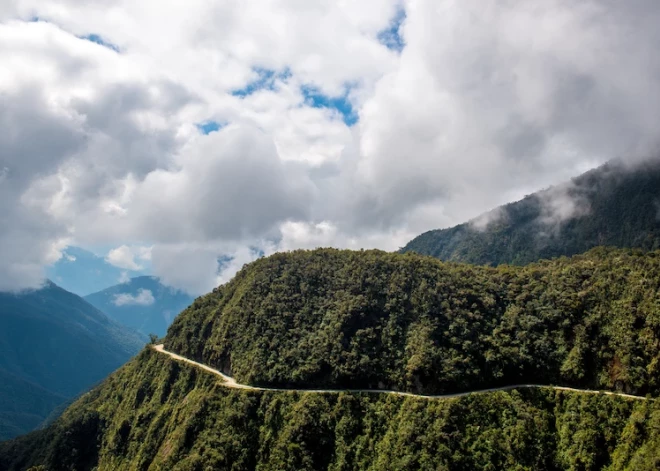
xmin=166 ymin=248 xmax=660 ymax=396
xmin=3 ymin=248 xmax=660 ymax=470
xmin=85 ymin=276 xmax=194 ymax=337
xmin=0 ymin=371 xmax=65 ymax=442
xmin=0 ymin=282 xmax=145 ymax=440
xmin=401 ymin=159 xmax=660 ymax=265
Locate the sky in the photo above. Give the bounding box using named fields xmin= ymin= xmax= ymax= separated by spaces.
xmin=1 ymin=0 xmax=659 ymax=295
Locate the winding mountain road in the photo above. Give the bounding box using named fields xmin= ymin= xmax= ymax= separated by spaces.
xmin=153 ymin=344 xmax=648 ymax=401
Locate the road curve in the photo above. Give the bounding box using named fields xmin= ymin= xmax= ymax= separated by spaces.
xmin=152 ymin=344 xmax=648 ymax=401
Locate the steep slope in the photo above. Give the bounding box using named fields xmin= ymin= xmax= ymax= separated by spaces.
xmin=85 ymin=276 xmax=194 ymax=337
xmin=0 ymin=370 xmax=66 ymax=441
xmin=165 ymin=248 xmax=660 ymax=396
xmin=2 ymin=347 xmax=660 ymax=470
xmin=401 ymin=160 xmax=660 ymax=265
xmin=0 ymin=282 xmax=145 ymax=440
xmin=3 ymin=248 xmax=660 ymax=470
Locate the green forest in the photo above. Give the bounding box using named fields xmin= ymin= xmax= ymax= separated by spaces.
xmin=3 ymin=246 xmax=660 ymax=470
xmin=166 ymin=247 xmax=660 ymax=396
xmin=401 ymin=160 xmax=660 ymax=265
xmin=2 ymin=348 xmax=660 ymax=471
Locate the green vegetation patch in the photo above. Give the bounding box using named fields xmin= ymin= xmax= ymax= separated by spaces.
xmin=166 ymin=247 xmax=660 ymax=396
xmin=2 ymin=349 xmax=660 ymax=471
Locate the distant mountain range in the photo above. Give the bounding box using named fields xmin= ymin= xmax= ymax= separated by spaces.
xmin=0 ymin=281 xmax=145 ymax=440
xmin=84 ymin=276 xmax=195 ymax=338
xmin=0 ymin=369 xmax=65 ymax=441
xmin=46 ymin=246 xmax=149 ymax=297
xmin=402 ymin=159 xmax=660 ymax=264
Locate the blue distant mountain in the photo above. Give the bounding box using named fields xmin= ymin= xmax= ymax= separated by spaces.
xmin=46 ymin=246 xmax=149 ymax=297
xmin=84 ymin=276 xmax=195 ymax=338
xmin=0 ymin=281 xmax=144 ymax=440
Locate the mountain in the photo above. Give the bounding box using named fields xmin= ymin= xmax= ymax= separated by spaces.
xmin=3 ymin=248 xmax=660 ymax=470
xmin=0 ymin=281 xmax=145 ymax=440
xmin=84 ymin=276 xmax=195 ymax=337
xmin=46 ymin=246 xmax=150 ymax=297
xmin=401 ymin=159 xmax=660 ymax=265
xmin=0 ymin=370 xmax=65 ymax=441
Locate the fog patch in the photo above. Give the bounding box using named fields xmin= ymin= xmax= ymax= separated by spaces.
xmin=537 ymin=182 xmax=590 ymax=234
xmin=469 ymin=206 xmax=508 ymax=232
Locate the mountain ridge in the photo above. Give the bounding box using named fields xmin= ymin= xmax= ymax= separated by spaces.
xmin=0 ymin=281 xmax=145 ymax=440
xmin=165 ymin=247 xmax=660 ymax=397
xmin=84 ymin=276 xmax=195 ymax=337
xmin=401 ymin=159 xmax=660 ymax=265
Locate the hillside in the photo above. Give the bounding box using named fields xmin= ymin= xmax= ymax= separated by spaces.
xmin=166 ymin=248 xmax=660 ymax=396
xmin=3 ymin=248 xmax=660 ymax=470
xmin=85 ymin=276 xmax=194 ymax=337
xmin=0 ymin=282 xmax=145 ymax=440
xmin=1 ymin=344 xmax=659 ymax=470
xmin=0 ymin=370 xmax=65 ymax=441
xmin=401 ymin=160 xmax=660 ymax=265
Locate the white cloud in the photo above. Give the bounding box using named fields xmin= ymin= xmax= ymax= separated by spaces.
xmin=112 ymin=288 xmax=155 ymax=306
xmin=469 ymin=207 xmax=509 ymax=232
xmin=538 ymin=182 xmax=591 ymax=230
xmin=215 ymin=246 xmax=271 ymax=287
xmin=1 ymin=0 xmax=659 ymax=293
xmin=105 ymin=245 xmax=152 ymax=271
xmin=150 ymin=243 xmax=233 ymax=295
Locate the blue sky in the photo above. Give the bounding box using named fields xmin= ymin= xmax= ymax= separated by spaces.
xmin=302 ymin=85 xmax=358 ymax=126
xmin=196 ymin=121 xmax=225 ymax=134
xmin=378 ymin=7 xmax=406 ymax=52
xmin=81 ymin=34 xmax=120 ymax=52
xmin=229 ymin=67 xmax=359 ymax=126
xmin=47 ymin=246 xmax=150 ymax=296
xmin=231 ymin=68 xmax=283 ymax=97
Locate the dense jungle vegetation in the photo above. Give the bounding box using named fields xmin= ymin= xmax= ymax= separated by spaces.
xmin=4 ymin=247 xmax=660 ymax=470
xmin=165 ymin=247 xmax=660 ymax=396
xmin=2 ymin=348 xmax=660 ymax=471
xmin=401 ymin=160 xmax=660 ymax=265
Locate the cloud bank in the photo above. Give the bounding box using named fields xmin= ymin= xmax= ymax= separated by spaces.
xmin=1 ymin=0 xmax=659 ymax=293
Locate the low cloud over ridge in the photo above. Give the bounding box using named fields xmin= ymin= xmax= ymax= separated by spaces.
xmin=113 ymin=289 xmax=155 ymax=307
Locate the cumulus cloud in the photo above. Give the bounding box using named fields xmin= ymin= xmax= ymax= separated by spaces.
xmin=1 ymin=0 xmax=659 ymax=293
xmin=112 ymin=288 xmax=155 ymax=306
xmin=354 ymin=0 xmax=660 ymax=233
xmin=105 ymin=245 xmax=152 ymax=271
xmin=150 ymin=243 xmax=229 ymax=295
xmin=125 ymin=126 xmax=313 ymax=244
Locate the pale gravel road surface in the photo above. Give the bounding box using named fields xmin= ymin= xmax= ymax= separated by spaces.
xmin=153 ymin=344 xmax=647 ymax=401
